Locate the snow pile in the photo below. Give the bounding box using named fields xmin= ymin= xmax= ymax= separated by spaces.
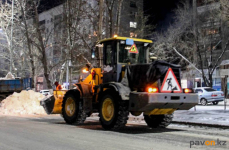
xmin=0 ymin=72 xmax=15 ymax=80
xmin=0 ymin=90 xmax=47 ymax=115
xmin=5 ymin=72 xmax=15 ymax=79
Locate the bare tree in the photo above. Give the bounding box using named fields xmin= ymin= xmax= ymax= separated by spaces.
xmin=17 ymin=0 xmax=36 ymax=88
xmin=133 ymin=9 xmax=155 ymax=38
xmin=0 ymin=0 xmax=53 ymax=89
xmin=105 ymin=0 xmax=115 ymax=37
xmin=0 ymin=0 xmax=25 ymax=77
xmin=153 ymin=0 xmax=229 ymax=87
xmin=60 ymin=0 xmax=99 ymax=85
xmin=98 ymin=0 xmax=104 ymax=40
xmin=221 ymin=0 xmax=229 ymax=22
xmin=116 ymin=0 xmax=123 ymax=35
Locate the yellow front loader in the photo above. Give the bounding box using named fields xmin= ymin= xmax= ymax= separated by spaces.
xmin=41 ymin=36 xmax=198 ymax=130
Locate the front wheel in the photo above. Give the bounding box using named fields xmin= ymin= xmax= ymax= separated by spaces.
xmin=62 ymin=94 xmax=86 ymax=124
xmin=99 ymin=92 xmax=129 ymax=130
xmin=212 ymin=102 xmax=218 ymax=105
xmin=144 ymin=114 xmax=173 ymax=128
xmin=200 ymin=98 xmax=207 ymax=106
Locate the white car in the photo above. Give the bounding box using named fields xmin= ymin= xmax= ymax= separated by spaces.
xmin=40 ymin=90 xmax=50 ymax=96
xmin=194 ymin=87 xmax=224 ymax=105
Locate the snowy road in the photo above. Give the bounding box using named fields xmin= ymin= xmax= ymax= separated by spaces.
xmin=0 ymin=115 xmax=229 ymax=150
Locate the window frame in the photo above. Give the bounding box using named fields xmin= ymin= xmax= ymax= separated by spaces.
xmin=103 ymin=41 xmax=117 ymax=66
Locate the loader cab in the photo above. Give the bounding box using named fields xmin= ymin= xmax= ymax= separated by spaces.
xmin=94 ymin=37 xmax=152 ymax=83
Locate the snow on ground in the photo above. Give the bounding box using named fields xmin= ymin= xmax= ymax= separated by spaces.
xmin=173 ymin=103 xmax=229 ymax=126
xmin=0 ymin=90 xmax=47 ymax=116
xmin=128 ymin=102 xmax=229 ymax=126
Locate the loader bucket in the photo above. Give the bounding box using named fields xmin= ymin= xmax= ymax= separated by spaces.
xmin=40 ymin=95 xmax=55 ymax=114
xmin=40 ymin=90 xmax=67 ymax=114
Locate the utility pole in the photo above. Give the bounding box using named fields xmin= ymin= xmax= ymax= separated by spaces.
xmin=98 ymin=0 xmax=104 ymax=67
xmin=98 ymin=0 xmax=104 ymax=40
xmin=10 ymin=0 xmax=14 ymax=73
xmin=116 ymin=0 xmax=123 ymax=35
xmin=224 ymin=75 xmax=228 ymax=111
xmin=66 ymin=59 xmax=69 ymax=89
xmin=192 ymin=0 xmax=198 ymax=66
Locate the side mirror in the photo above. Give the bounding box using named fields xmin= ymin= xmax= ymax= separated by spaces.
xmin=150 ymin=56 xmax=157 ymax=62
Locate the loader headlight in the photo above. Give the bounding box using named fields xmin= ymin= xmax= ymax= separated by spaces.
xmin=147 ymin=87 xmax=158 ymax=93
xmin=113 ymin=34 xmax=118 ymax=38
xmin=82 ymin=68 xmax=89 ymax=73
xmin=183 ymin=88 xmax=193 ymax=93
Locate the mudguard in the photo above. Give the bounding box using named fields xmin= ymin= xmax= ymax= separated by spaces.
xmin=100 ymin=82 xmax=131 ymax=100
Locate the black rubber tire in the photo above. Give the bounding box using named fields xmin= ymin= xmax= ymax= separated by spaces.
xmin=212 ymin=102 xmax=219 ymax=105
xmin=62 ymin=94 xmax=86 ymax=124
xmin=99 ymin=91 xmax=129 ymax=130
xmin=200 ymin=98 xmax=207 ymax=106
xmin=144 ymin=114 xmax=173 ymax=128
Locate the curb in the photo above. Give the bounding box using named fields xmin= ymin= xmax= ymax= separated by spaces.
xmin=171 ymin=121 xmax=229 ymax=129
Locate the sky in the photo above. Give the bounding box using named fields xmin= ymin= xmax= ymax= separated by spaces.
xmin=39 ymin=0 xmax=181 ymax=32
xmin=144 ymin=0 xmax=181 ymax=32
xmin=2 ymin=0 xmax=182 ymax=29
xmin=39 ymin=0 xmax=64 ymax=12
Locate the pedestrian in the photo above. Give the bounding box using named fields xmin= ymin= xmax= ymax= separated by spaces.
xmin=54 ymin=81 xmax=62 ymax=90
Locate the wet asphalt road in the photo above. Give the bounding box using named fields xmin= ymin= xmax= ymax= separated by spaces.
xmin=0 ymin=115 xmax=229 ymax=150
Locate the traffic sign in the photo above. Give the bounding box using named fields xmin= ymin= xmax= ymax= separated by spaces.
xmin=129 ymin=44 xmax=139 ymax=54
xmin=161 ymin=68 xmax=182 ymax=93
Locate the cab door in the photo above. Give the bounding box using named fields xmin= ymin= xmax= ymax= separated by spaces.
xmin=102 ymin=41 xmax=117 ymax=83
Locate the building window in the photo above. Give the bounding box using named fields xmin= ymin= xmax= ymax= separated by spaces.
xmin=53 ymin=57 xmax=59 ymax=64
xmin=130 ymin=22 xmax=137 ymax=28
xmin=39 ymin=20 xmax=45 ymax=26
xmin=105 ymin=44 xmax=112 ymax=65
xmin=214 ymin=78 xmax=221 ymax=86
xmin=130 ymin=1 xmax=137 ymax=8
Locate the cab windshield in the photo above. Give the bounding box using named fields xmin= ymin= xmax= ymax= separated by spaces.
xmin=118 ymin=41 xmax=149 ymax=64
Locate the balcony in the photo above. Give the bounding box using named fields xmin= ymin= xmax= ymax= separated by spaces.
xmin=197 ymin=2 xmax=220 ymax=14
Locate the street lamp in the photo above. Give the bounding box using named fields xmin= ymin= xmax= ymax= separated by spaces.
xmin=61 ymin=63 xmax=65 ymax=71
xmin=66 ymin=59 xmax=73 ymax=89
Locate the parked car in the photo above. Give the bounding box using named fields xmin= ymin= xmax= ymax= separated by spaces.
xmin=194 ymin=87 xmax=224 ymax=105
xmin=40 ymin=90 xmax=50 ymax=96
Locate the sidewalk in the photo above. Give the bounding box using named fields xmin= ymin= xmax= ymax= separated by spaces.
xmin=127 ymin=101 xmax=229 ymax=127
xmin=173 ymin=105 xmax=229 ymax=127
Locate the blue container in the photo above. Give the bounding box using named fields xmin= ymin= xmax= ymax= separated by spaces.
xmin=0 ymin=78 xmax=32 ymax=93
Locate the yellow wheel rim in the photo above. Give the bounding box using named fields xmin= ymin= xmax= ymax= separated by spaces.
xmin=65 ymin=97 xmax=76 ymax=117
xmin=102 ymin=98 xmax=114 ymax=121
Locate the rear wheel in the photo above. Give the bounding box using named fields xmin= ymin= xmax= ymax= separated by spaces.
xmin=212 ymin=102 xmax=218 ymax=105
xmin=144 ymin=114 xmax=173 ymax=128
xmin=200 ymin=98 xmax=207 ymax=106
xmin=99 ymin=91 xmax=129 ymax=130
xmin=62 ymin=94 xmax=86 ymax=124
